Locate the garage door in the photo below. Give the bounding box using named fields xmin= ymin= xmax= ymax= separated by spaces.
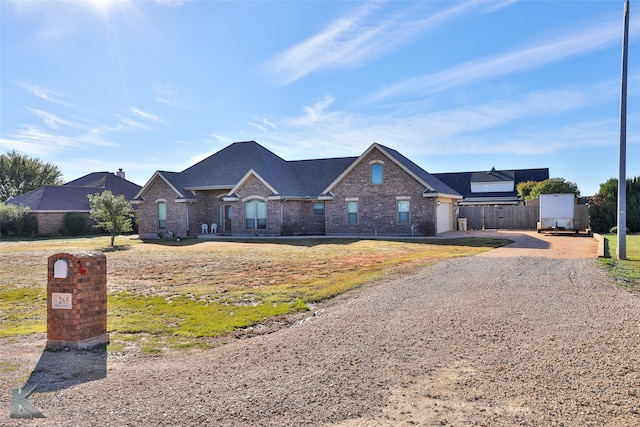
xmin=437 ymin=202 xmax=451 ymax=233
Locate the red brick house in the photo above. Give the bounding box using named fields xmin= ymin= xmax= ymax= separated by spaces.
xmin=134 ymin=141 xmax=461 ymax=238
xmin=6 ymin=171 xmax=141 ymax=236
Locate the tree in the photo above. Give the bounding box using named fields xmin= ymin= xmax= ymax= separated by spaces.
xmin=88 ymin=191 xmax=133 ymax=246
xmin=0 ymin=203 xmax=37 ymax=237
xmin=528 ymin=178 xmax=580 ymax=200
xmin=516 ymin=180 xmax=540 ymax=201
xmin=589 ymin=177 xmax=640 ymax=233
xmin=0 ymin=150 xmax=64 ymax=202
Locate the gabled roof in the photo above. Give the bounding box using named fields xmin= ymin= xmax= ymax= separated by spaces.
xmin=433 ymin=168 xmax=549 ymax=200
xmin=136 ymin=141 xmax=359 ymax=201
xmin=6 ymin=172 xmax=141 ymax=212
xmin=323 ymin=143 xmax=460 ymax=198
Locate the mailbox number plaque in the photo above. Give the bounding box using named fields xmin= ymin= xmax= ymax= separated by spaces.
xmin=52 ymin=292 xmax=72 ymax=309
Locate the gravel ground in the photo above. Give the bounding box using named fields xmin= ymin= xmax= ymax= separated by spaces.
xmin=3 ymin=233 xmax=640 ymax=426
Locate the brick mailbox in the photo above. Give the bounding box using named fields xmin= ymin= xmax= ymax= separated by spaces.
xmin=47 ymin=252 xmax=109 ymax=349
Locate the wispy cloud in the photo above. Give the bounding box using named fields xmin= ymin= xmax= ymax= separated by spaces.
xmin=482 ymin=0 xmax=518 ymax=14
xmin=369 ymin=17 xmax=629 ymax=102
xmin=259 ymin=79 xmax=620 ymax=160
xmin=153 ymin=84 xmax=194 ymax=110
xmin=130 ymin=107 xmax=164 ymax=123
xmin=17 ymin=81 xmax=68 ymax=104
xmin=116 ymin=115 xmax=153 ymax=131
xmin=269 ymin=1 xmax=478 ymax=84
xmin=3 ymin=125 xmax=118 ymax=156
xmin=154 ymin=0 xmax=183 ymax=7
xmin=27 ymin=108 xmax=79 ymax=129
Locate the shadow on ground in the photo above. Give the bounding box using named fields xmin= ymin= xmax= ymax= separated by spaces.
xmin=24 ymin=345 xmax=107 ymax=393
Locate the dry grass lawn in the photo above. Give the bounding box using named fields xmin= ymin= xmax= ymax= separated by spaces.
xmin=0 ymin=235 xmax=509 ymax=354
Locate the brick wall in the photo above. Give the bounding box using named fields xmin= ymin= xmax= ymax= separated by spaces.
xmin=137 ymin=177 xmax=188 ymax=238
xmin=281 ymin=200 xmax=325 ymax=235
xmin=234 ymin=175 xmax=279 ymax=235
xmin=189 ymin=190 xmax=227 ymax=236
xmin=31 ymin=212 xmax=91 ymax=236
xmin=325 ymin=148 xmax=437 ymax=236
xmin=47 ymin=252 xmax=108 ymax=349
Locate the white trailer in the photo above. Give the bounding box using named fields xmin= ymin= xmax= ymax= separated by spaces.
xmin=537 ymin=193 xmax=576 ymax=233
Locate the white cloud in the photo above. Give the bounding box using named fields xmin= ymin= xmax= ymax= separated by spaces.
xmin=130 ymin=107 xmax=164 ymax=123
xmin=370 ymin=18 xmax=628 ymax=102
xmin=258 ymin=80 xmax=620 ymax=160
xmin=269 ymin=1 xmax=478 ymax=84
xmin=117 ymin=115 xmax=153 ymax=131
xmin=2 ymin=126 xmax=117 ymax=160
xmin=153 ymin=84 xmax=194 ymax=110
xmin=154 ymin=0 xmax=183 ymax=7
xmin=16 ymin=81 xmax=68 ymax=104
xmin=27 ymin=108 xmax=79 ymax=129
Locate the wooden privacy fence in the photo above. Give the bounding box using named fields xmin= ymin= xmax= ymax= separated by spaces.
xmin=458 ymin=205 xmax=589 ymax=231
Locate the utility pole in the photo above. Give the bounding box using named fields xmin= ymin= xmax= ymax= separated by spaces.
xmin=617 ymin=0 xmax=629 ymax=260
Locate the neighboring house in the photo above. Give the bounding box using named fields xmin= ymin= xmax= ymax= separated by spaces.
xmin=433 ymin=167 xmax=549 ymax=206
xmin=5 ymin=170 xmax=141 ymax=236
xmin=133 ymin=141 xmax=462 ymax=238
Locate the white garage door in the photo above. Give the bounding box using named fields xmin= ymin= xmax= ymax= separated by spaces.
xmin=437 ymin=202 xmax=451 ymax=233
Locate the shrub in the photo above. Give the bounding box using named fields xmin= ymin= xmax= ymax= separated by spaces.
xmin=64 ymin=212 xmax=89 ymax=236
xmin=0 ymin=203 xmax=33 ymax=236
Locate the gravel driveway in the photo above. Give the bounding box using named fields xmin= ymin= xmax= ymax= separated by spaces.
xmin=4 ymin=232 xmax=640 ymax=426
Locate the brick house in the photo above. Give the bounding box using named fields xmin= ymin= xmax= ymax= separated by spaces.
xmin=6 ymin=171 xmax=141 ymax=236
xmin=133 ymin=141 xmax=462 ymax=238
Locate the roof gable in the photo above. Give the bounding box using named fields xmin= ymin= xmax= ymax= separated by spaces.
xmin=322 ymin=143 xmax=460 ymax=198
xmin=230 ymin=169 xmax=279 ymax=197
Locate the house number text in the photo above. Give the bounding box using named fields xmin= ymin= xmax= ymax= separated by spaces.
xmin=51 ymin=293 xmax=72 ymax=309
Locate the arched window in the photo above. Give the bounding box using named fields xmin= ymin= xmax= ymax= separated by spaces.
xmin=245 ymin=199 xmax=267 ymax=229
xmin=157 ymin=201 xmax=167 ymax=229
xmin=371 ymin=163 xmax=383 ymax=185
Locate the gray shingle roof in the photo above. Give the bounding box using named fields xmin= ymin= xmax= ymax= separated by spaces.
xmin=164 ymin=141 xmax=358 ymax=198
xmin=6 ymin=172 xmax=142 ymax=211
xmin=433 ymin=168 xmax=549 ymax=200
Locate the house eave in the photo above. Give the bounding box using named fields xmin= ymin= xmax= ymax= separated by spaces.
xmin=184 ymin=185 xmax=233 ymax=191
xmin=422 ymin=192 xmax=462 ymax=200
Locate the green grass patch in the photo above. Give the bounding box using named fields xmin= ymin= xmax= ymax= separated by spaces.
xmin=599 ymin=234 xmax=640 ymax=291
xmin=0 ymin=286 xmax=46 ymax=337
xmin=0 ymin=236 xmax=510 ymax=353
xmin=108 ymin=292 xmax=307 ymax=338
xmin=0 ymin=361 xmax=21 ymax=373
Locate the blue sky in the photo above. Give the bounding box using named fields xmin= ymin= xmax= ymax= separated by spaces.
xmin=1 ymin=0 xmax=639 ymax=197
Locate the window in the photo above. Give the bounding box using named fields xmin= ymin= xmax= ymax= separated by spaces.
xmin=313 ymin=202 xmax=325 ymax=215
xmin=398 ymin=200 xmax=410 ymax=224
xmin=157 ymin=201 xmax=167 ymax=229
xmin=245 ymin=199 xmax=267 ymax=229
xmin=371 ymin=163 xmax=383 ymax=185
xmin=347 ymin=200 xmax=358 ymax=224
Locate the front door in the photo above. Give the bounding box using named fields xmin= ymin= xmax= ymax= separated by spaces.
xmin=223 ymin=204 xmax=232 ymax=233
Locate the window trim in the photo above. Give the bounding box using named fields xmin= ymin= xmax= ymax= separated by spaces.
xmin=346 ymin=199 xmax=358 ymax=224
xmin=245 ymin=199 xmax=267 ymax=230
xmin=397 ymin=199 xmax=410 ymax=224
xmin=313 ymin=202 xmax=325 ymax=216
xmin=371 ymin=162 xmax=383 ymax=185
xmin=156 ymin=200 xmax=167 ymax=230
